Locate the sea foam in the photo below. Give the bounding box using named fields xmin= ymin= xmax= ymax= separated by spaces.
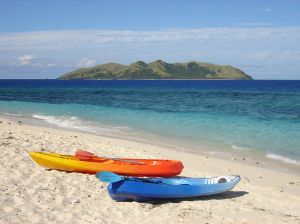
xmin=32 ymin=114 xmax=130 ymax=136
xmin=229 ymin=142 xmax=253 ymax=151
xmin=266 ymin=153 xmax=300 ymax=166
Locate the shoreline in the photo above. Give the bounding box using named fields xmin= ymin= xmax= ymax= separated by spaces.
xmin=1 ymin=113 xmax=299 ymax=175
xmin=0 ymin=116 xmax=300 ymax=223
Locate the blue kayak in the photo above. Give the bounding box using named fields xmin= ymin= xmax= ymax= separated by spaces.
xmin=100 ymin=173 xmax=241 ymax=202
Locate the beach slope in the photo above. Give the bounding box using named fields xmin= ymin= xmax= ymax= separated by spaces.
xmin=0 ymin=118 xmax=299 ymax=224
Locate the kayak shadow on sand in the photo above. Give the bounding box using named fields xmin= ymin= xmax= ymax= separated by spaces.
xmin=136 ymin=190 xmax=249 ymax=205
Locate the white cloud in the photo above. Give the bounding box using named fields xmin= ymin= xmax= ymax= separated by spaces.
xmin=46 ymin=63 xmax=57 ymax=67
xmin=18 ymin=54 xmax=35 ymax=65
xmin=1 ymin=27 xmax=300 ymax=51
xmin=0 ymin=27 xmax=300 ymax=79
xmin=78 ymin=58 xmax=96 ymax=67
xmin=262 ymin=8 xmax=272 ymax=12
xmin=233 ymin=22 xmax=277 ymax=27
xmin=252 ymin=51 xmax=271 ymax=60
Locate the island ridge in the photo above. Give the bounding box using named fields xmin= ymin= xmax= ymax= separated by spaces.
xmin=59 ymin=60 xmax=252 ymax=80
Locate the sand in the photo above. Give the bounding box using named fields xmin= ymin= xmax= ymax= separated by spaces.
xmin=0 ymin=117 xmax=299 ymax=224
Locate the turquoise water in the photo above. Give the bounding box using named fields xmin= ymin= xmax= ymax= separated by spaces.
xmin=0 ymin=80 xmax=299 ymax=165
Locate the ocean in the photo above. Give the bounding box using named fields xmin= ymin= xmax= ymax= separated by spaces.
xmin=0 ymin=80 xmax=299 ymax=166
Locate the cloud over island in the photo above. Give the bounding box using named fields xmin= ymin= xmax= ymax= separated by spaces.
xmin=0 ymin=27 xmax=300 ymax=79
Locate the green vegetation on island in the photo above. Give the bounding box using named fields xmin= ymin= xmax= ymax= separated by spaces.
xmin=59 ymin=60 xmax=252 ymax=80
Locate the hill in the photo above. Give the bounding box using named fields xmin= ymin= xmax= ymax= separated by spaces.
xmin=59 ymin=60 xmax=252 ymax=80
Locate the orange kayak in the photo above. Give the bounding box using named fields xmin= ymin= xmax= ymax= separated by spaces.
xmin=29 ymin=151 xmax=184 ymax=177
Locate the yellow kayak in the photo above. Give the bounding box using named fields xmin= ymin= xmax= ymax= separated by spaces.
xmin=29 ymin=151 xmax=183 ymax=177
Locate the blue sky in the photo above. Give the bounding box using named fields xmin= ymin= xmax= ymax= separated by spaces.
xmin=0 ymin=0 xmax=300 ymax=79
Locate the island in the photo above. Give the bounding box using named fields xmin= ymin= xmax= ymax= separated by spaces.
xmin=58 ymin=60 xmax=252 ymax=80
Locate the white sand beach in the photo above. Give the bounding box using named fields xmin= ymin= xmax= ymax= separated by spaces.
xmin=0 ymin=117 xmax=299 ymax=224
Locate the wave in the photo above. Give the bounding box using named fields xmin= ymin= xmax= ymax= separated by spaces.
xmin=266 ymin=153 xmax=300 ymax=166
xmin=285 ymin=115 xmax=299 ymax=120
xmin=0 ymin=111 xmax=24 ymax=117
xmin=229 ymin=142 xmax=253 ymax=151
xmin=230 ymin=142 xmax=300 ymax=166
xmin=32 ymin=114 xmax=131 ymax=136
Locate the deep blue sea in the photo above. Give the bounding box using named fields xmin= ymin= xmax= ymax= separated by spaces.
xmin=0 ymin=80 xmax=299 ymax=165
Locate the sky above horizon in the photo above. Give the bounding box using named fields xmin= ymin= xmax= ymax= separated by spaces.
xmin=0 ymin=0 xmax=300 ymax=79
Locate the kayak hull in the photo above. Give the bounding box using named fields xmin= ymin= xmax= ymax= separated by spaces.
xmin=29 ymin=152 xmax=183 ymax=177
xmin=107 ymin=175 xmax=241 ymax=201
